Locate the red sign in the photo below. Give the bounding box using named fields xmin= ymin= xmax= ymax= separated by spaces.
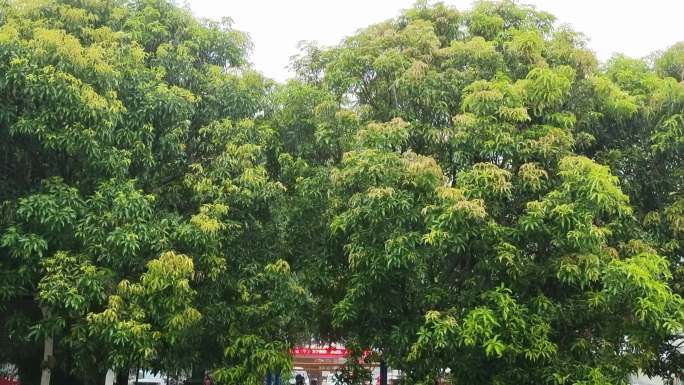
xmin=291 ymin=347 xmax=348 ymax=358
xmin=290 ymin=347 xmax=372 ymax=361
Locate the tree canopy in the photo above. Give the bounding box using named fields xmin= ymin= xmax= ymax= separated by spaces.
xmin=0 ymin=1 xmax=683 ymax=385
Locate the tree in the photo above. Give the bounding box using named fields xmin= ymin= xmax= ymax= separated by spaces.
xmin=0 ymin=0 xmax=305 ymax=384
xmin=580 ymin=47 xmax=684 ymax=380
xmin=1 ymin=0 xmax=683 ymax=384
xmin=655 ymin=43 xmax=684 ymax=82
xmin=290 ymin=1 xmax=684 ymax=384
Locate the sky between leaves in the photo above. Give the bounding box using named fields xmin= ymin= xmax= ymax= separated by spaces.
xmin=187 ymin=0 xmax=684 ymax=83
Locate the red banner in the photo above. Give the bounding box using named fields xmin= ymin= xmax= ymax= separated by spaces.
xmin=291 ymin=347 xmax=348 ymax=358
xmin=290 ymin=346 xmax=372 ymax=361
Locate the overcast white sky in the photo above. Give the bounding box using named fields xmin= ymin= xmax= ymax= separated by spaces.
xmin=187 ymin=0 xmax=684 ymax=83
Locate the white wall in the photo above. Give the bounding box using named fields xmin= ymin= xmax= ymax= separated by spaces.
xmin=630 ymin=373 xmax=666 ymax=385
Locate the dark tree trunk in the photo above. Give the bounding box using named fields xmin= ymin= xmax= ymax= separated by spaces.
xmin=116 ymin=370 xmax=129 ymax=385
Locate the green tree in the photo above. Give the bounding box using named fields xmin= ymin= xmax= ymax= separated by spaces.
xmin=0 ymin=0 xmax=305 ymax=384
xmin=1 ymin=1 xmax=683 ymax=384
xmin=290 ymin=1 xmax=684 ymax=384
xmin=580 ymin=47 xmax=684 ymax=380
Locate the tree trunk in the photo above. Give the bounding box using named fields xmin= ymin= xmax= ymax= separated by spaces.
xmin=39 ymin=335 xmax=53 ymax=385
xmin=116 ymin=369 xmax=129 ymax=385
xmin=40 ymin=306 xmax=53 ymax=385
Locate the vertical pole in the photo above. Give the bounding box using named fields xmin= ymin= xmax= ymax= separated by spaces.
xmin=104 ymin=369 xmax=115 ymax=385
xmin=380 ymin=361 xmax=387 ymax=385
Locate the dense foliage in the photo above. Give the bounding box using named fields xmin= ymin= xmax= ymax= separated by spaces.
xmin=288 ymin=1 xmax=684 ymax=384
xmin=0 ymin=0 xmax=306 ymax=383
xmin=0 ymin=1 xmax=682 ymax=385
